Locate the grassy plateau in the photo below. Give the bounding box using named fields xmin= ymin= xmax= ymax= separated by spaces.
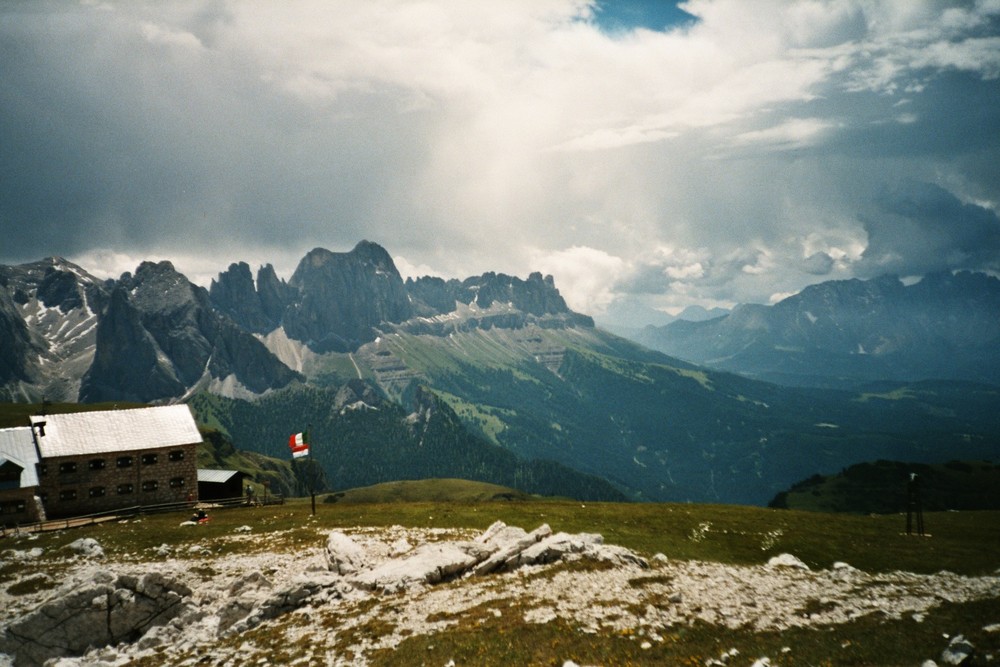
xmin=3 ymin=485 xmax=999 ymax=665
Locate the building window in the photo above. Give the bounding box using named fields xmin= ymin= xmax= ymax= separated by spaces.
xmin=89 ymin=459 xmax=106 ymax=471
xmin=168 ymin=450 xmax=185 ymax=462
xmin=141 ymin=480 xmax=158 ymax=492
xmin=38 ymin=464 xmax=48 ymax=476
xmin=59 ymin=490 xmax=77 ymax=501
xmin=117 ymin=456 xmax=133 ymax=468
xmin=1 ymin=501 xmax=27 ymax=515
xmin=141 ymin=453 xmax=158 ymax=465
xmin=117 ymin=484 xmax=134 ymax=495
xmin=89 ymin=486 xmax=106 ymax=498
xmin=59 ymin=462 xmax=77 ymax=474
xmin=169 ymin=477 xmax=185 ymax=488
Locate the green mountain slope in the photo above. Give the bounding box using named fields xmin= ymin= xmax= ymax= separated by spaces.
xmin=302 ymin=326 xmax=1000 ymax=504
xmin=186 ymin=384 xmax=626 ymax=502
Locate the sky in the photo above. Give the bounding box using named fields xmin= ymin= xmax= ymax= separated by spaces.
xmin=2 ymin=0 xmax=999 ymax=327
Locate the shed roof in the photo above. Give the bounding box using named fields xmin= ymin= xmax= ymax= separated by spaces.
xmin=197 ymin=469 xmax=243 ymax=484
xmin=0 ymin=427 xmax=40 ymax=488
xmin=29 ymin=405 xmax=202 ymax=458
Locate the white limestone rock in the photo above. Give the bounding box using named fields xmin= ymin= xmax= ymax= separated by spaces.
xmin=66 ymin=537 xmax=104 ymax=559
xmin=325 ymin=530 xmax=368 ymax=575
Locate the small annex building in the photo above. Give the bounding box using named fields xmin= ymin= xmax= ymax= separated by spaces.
xmin=197 ymin=468 xmax=247 ymax=501
xmin=25 ymin=404 xmax=203 ymax=520
xmin=0 ymin=427 xmax=45 ymax=526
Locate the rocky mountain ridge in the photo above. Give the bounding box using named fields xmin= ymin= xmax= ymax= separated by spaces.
xmin=0 ymin=241 xmax=584 ymax=403
xmin=638 ymin=271 xmax=1000 ymax=388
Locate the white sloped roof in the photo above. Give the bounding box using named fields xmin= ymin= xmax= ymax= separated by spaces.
xmin=0 ymin=426 xmax=40 ymax=488
xmin=197 ymin=469 xmax=242 ymax=484
xmin=30 ymin=405 xmax=202 ymax=458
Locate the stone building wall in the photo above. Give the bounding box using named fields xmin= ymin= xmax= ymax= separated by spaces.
xmin=37 ymin=443 xmax=199 ymax=518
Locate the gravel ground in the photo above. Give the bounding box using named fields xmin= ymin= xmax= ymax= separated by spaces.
xmin=2 ymin=524 xmax=999 ymax=666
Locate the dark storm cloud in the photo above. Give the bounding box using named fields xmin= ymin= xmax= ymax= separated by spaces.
xmin=0 ymin=2 xmax=433 ymax=268
xmin=1 ymin=1 xmax=998 ymax=319
xmin=801 ymin=252 xmax=835 ymax=276
xmin=859 ymin=181 xmax=1000 ymax=277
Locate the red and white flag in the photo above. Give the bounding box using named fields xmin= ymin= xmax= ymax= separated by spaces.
xmin=288 ymin=431 xmax=310 ymax=458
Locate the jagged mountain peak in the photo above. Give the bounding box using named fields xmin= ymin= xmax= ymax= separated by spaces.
xmin=297 ymin=241 xmax=398 ymax=276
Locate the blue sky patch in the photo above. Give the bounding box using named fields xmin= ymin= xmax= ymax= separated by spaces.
xmin=593 ymin=0 xmax=697 ymax=34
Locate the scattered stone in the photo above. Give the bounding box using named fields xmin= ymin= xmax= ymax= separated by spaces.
xmin=228 ymin=571 xmax=272 ymax=596
xmin=390 ymin=537 xmax=412 ymax=555
xmin=65 ymin=537 xmax=104 ymax=559
xmin=941 ymin=634 xmax=974 ymax=665
xmin=234 ymin=525 xmax=252 ymax=533
xmin=766 ymin=554 xmax=808 ymax=570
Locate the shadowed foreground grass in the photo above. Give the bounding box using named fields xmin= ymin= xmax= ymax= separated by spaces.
xmin=4 ymin=496 xmax=999 ymax=666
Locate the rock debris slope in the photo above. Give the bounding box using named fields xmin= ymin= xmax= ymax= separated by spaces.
xmin=1 ymin=522 xmax=998 ymax=666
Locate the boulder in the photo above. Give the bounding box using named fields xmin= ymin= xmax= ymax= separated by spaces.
xmin=351 ymin=542 xmax=493 ymax=593
xmin=941 ymin=635 xmax=974 ymax=665
xmin=766 ymin=554 xmax=809 ymax=570
xmin=0 ymin=571 xmax=190 ymax=666
xmin=472 ymin=523 xmax=552 ymax=576
xmin=66 ymin=537 xmax=104 ymax=559
xmin=325 ymin=531 xmax=368 ymax=575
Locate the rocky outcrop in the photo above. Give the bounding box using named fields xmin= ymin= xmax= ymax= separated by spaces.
xmin=0 ymin=258 xmax=108 ymax=401
xmin=81 ymin=261 xmax=301 ymax=402
xmin=282 ymin=241 xmax=413 ymax=353
xmin=209 ymin=262 xmax=295 ymax=335
xmin=325 ymin=521 xmax=648 ymax=594
xmin=0 ymin=286 xmax=40 ymax=389
xmin=0 ymin=570 xmax=191 ymax=666
xmin=406 ymin=271 xmax=578 ymax=318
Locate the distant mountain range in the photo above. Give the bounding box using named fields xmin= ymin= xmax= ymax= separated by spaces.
xmin=2 ymin=242 xmax=999 ymax=504
xmin=637 ymin=272 xmax=1000 ymax=389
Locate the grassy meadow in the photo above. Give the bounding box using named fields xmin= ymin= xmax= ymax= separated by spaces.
xmin=3 ymin=485 xmax=1000 ymax=665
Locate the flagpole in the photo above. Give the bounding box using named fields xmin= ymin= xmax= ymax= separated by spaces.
xmin=288 ymin=427 xmax=316 ymax=516
xmin=309 ymin=424 xmax=315 ymax=516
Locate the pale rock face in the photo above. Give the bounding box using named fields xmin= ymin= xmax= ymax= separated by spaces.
xmin=324 ymin=530 xmax=368 ymax=575
xmin=0 ymin=571 xmax=190 ymax=666
xmin=2 ymin=522 xmax=997 ymax=666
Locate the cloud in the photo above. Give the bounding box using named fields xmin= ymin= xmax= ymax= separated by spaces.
xmin=531 ymin=246 xmax=628 ymax=315
xmin=858 ymin=180 xmax=1000 ymax=277
xmin=0 ymin=0 xmax=997 ymax=325
xmin=801 ymin=251 xmax=835 ymax=276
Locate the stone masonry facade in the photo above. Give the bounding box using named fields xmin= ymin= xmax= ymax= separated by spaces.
xmin=36 ymin=443 xmax=198 ymax=519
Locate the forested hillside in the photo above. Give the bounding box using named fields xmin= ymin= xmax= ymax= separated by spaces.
xmin=186 ymin=385 xmax=626 ymax=501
